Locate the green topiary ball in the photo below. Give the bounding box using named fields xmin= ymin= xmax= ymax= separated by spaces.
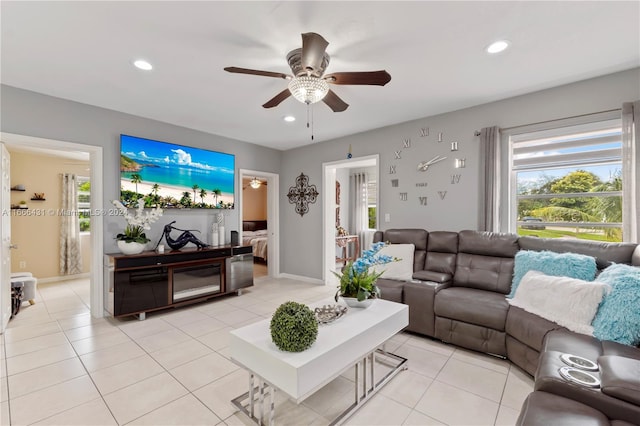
xmin=270 ymin=301 xmax=318 ymax=352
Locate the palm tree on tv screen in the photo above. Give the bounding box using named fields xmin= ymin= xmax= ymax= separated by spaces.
xmin=192 ymin=184 xmax=200 ymax=205
xmin=199 ymin=188 xmax=208 ymax=206
xmin=130 ymin=173 xmax=142 ymax=198
xmin=212 ymin=188 xmax=221 ymax=207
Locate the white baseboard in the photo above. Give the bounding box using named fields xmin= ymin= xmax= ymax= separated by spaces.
xmin=277 ymin=273 xmax=326 ymax=286
xmin=38 ymin=272 xmax=91 ymax=284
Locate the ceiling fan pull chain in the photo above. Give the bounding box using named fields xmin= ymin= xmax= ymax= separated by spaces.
xmin=306 ymin=103 xmax=315 ymax=141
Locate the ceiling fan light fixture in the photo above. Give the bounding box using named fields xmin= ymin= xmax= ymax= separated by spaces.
xmin=288 ymin=76 xmax=329 ymax=104
xmin=249 ymin=177 xmax=262 ymax=189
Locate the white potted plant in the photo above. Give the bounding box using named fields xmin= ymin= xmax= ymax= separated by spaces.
xmin=112 ymin=199 xmax=163 ymax=255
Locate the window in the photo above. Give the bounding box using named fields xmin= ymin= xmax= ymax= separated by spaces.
xmin=367 ymin=179 xmax=377 ymax=229
xmin=77 ymin=176 xmax=91 ymax=233
xmin=509 ymin=118 xmax=622 ymax=242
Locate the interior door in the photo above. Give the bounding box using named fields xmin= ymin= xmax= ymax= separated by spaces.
xmin=1 ymin=143 xmax=11 ymax=332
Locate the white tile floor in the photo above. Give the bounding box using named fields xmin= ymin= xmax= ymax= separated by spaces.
xmin=1 ymin=275 xmax=533 ymax=425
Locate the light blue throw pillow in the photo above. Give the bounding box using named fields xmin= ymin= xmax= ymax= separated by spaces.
xmin=508 ymin=250 xmax=597 ymax=299
xmin=592 ymin=264 xmax=640 ymax=346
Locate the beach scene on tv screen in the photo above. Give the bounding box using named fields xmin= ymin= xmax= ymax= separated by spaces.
xmin=120 ymin=135 xmax=235 ymax=209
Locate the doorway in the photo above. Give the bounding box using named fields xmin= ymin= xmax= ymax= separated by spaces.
xmin=238 ymin=169 xmax=279 ymax=278
xmin=0 ymin=133 xmax=104 ymax=324
xmin=322 ymin=155 xmax=379 ymax=286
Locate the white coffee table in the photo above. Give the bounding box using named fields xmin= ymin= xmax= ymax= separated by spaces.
xmin=229 ymin=299 xmax=408 ymax=425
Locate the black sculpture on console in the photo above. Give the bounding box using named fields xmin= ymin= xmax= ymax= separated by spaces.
xmin=155 ymin=221 xmax=208 ymax=251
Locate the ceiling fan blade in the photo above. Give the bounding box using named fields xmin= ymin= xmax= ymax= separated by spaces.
xmin=324 ymin=71 xmax=391 ymax=86
xmin=323 ymin=89 xmax=349 ymax=112
xmin=300 ymin=32 xmax=329 ymax=74
xmin=262 ymin=89 xmax=291 ymax=109
xmin=224 ymin=67 xmax=289 ymax=80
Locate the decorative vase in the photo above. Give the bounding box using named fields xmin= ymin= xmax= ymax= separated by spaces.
xmin=341 ymin=297 xmax=375 ymax=309
xmin=117 ymin=240 xmax=146 ymax=255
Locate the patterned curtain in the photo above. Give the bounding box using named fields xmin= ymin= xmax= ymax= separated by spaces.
xmin=622 ymin=101 xmax=640 ymax=242
xmin=60 ymin=173 xmax=82 ymax=275
xmin=478 ymin=126 xmax=501 ymax=232
xmin=350 ymin=172 xmax=368 ymax=256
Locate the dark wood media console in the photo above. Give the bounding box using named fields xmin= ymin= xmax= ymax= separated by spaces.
xmin=104 ymin=245 xmax=253 ymax=319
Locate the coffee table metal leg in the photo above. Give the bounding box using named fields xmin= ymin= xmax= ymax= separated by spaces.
xmin=363 ymin=356 xmax=368 ymax=398
xmin=249 ymin=374 xmax=255 ymax=418
xmin=232 ymin=349 xmax=407 ymax=426
xmin=269 ymin=385 xmax=275 ymax=426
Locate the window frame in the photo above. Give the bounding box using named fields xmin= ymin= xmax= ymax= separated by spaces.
xmin=77 ymin=175 xmax=91 ymax=234
xmin=500 ymin=111 xmax=623 ymax=238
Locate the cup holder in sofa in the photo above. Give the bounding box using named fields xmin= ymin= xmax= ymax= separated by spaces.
xmin=559 ymin=353 xmax=598 ymax=371
xmin=558 ymin=366 xmax=601 ymax=388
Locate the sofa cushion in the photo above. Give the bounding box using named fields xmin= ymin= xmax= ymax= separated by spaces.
xmin=435 ymin=287 xmax=509 ymax=331
xmin=519 ymin=236 xmax=638 ymax=270
xmin=508 ymin=271 xmax=608 ymax=335
xmin=424 ymin=252 xmax=457 ymax=276
xmin=458 ymin=230 xmax=520 ymax=258
xmin=516 ymin=391 xmax=610 ymax=426
xmin=426 ymin=231 xmax=458 ymax=253
xmin=376 ymin=279 xmax=404 ymax=303
xmin=508 ymin=250 xmax=597 ymax=299
xmin=506 ymin=306 xmax=566 ymax=353
xmin=598 ymin=355 xmax=640 ymax=406
xmin=591 ymin=263 xmax=640 ymax=346
xmin=370 ymin=243 xmax=414 ymax=281
xmin=375 ymin=229 xmax=427 ymax=272
xmin=454 ymin=253 xmax=515 ymax=293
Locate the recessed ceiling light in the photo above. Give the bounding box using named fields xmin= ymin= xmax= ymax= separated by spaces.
xmin=283 ymin=115 xmax=296 ymax=122
xmin=133 ymin=59 xmax=153 ymax=70
xmin=486 ymin=40 xmax=510 ymax=54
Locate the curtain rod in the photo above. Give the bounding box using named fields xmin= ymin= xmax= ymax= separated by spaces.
xmin=474 ymin=107 xmax=622 ymax=136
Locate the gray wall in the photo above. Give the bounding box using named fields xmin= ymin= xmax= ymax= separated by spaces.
xmin=2 ymin=68 xmax=639 ymax=281
xmin=0 ymin=85 xmax=282 ymax=253
xmin=280 ymin=68 xmax=640 ymax=280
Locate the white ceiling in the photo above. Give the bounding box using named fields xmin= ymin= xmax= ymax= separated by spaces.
xmin=2 ymin=1 xmax=639 ymax=151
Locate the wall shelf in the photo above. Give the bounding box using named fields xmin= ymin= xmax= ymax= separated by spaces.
xmin=30 ymin=198 xmax=46 ymax=201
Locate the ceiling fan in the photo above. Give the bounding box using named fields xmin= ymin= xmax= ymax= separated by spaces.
xmin=224 ymin=32 xmax=391 ymax=112
xmin=243 ymin=177 xmax=267 ymax=189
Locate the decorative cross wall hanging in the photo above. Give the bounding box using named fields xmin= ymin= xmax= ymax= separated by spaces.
xmin=287 ymin=173 xmax=319 ymax=217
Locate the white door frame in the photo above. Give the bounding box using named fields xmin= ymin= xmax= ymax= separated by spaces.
xmin=322 ymin=154 xmax=379 ymax=286
xmin=0 ymin=132 xmax=104 ymax=318
xmin=238 ymin=169 xmax=279 ymax=278
xmin=1 ymin=143 xmax=11 ymax=332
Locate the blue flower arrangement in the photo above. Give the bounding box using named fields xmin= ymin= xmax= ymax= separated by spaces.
xmin=333 ymin=241 xmax=397 ymax=302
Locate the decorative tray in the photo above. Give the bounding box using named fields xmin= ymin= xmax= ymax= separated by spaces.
xmin=315 ymin=304 xmax=348 ymax=324
xmin=560 ymin=353 xmax=598 ymax=371
xmin=558 ymin=366 xmax=600 ymax=388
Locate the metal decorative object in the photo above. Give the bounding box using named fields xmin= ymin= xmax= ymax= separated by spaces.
xmin=314 ymin=304 xmax=348 ymax=324
xmin=287 ymin=173 xmax=319 ymax=217
xmin=417 ymin=155 xmax=447 ymax=172
xmin=155 ymin=221 xmax=209 ymax=250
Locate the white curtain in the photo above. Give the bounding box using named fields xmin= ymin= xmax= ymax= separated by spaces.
xmin=60 ymin=173 xmax=82 ymax=275
xmin=622 ymin=101 xmax=640 ymax=243
xmin=478 ymin=126 xmax=501 ymax=232
xmin=350 ymin=172 xmax=368 ymax=256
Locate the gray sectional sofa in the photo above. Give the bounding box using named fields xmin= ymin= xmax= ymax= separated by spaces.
xmin=372 ymin=229 xmax=640 ymax=425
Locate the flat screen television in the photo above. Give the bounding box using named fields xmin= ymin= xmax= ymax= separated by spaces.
xmin=120 ymin=134 xmax=235 ymax=209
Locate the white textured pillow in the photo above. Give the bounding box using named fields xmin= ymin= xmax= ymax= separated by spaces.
xmin=508 ymin=270 xmax=610 ymax=335
xmin=370 ymin=244 xmax=415 ymax=281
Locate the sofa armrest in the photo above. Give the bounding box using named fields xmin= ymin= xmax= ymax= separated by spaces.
xmin=599 ymin=355 xmax=640 ymax=406
xmin=412 ymin=270 xmax=452 ymax=284
xmin=403 ymin=280 xmax=451 ymax=337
